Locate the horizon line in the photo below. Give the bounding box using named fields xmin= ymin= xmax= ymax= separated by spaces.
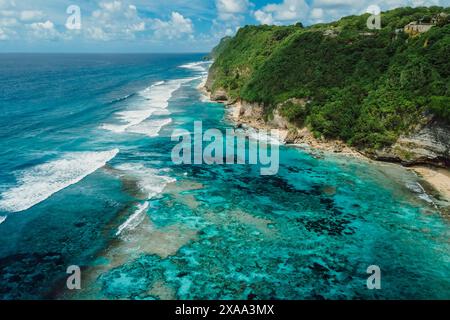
xmin=0 ymin=52 xmax=210 ymax=55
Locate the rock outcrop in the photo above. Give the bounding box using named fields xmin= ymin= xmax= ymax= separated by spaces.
xmin=372 ymin=119 xmax=450 ymax=167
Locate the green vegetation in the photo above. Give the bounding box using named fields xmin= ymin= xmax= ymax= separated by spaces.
xmin=430 ymin=96 xmax=450 ymax=121
xmin=279 ymin=100 xmax=308 ymax=126
xmin=209 ymin=7 xmax=450 ymax=150
xmin=206 ymin=36 xmax=232 ymax=60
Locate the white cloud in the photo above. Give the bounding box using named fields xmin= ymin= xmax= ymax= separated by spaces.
xmin=311 ymin=8 xmax=324 ymax=20
xmin=151 ymin=11 xmax=194 ymax=39
xmin=253 ymin=0 xmax=447 ymax=26
xmin=409 ymin=0 xmax=441 ymax=5
xmin=0 ymin=0 xmax=447 ymax=49
xmin=30 ymin=20 xmax=54 ymax=30
xmin=216 ymin=0 xmax=251 ymax=20
xmin=99 ymin=0 xmax=123 ymax=12
xmin=0 ymin=0 xmax=202 ymax=47
xmin=212 ymin=0 xmax=249 ymax=46
xmin=0 ymin=17 xmax=17 ymax=27
xmin=86 ymin=1 xmax=147 ymax=41
xmin=225 ymin=27 xmax=234 ymax=35
xmin=0 ymin=0 xmax=12 ymax=9
xmin=217 ymin=0 xmax=250 ymax=13
xmin=0 ymin=27 xmax=8 ymax=40
xmin=0 ymin=10 xmax=15 ymax=17
xmin=28 ymin=19 xmax=64 ymax=40
xmin=313 ymin=0 xmax=355 ymax=8
xmin=254 ymin=0 xmax=309 ymax=25
xmin=0 ymin=1 xmax=16 ymax=40
xmin=254 ymin=10 xmax=274 ymax=24
xmin=87 ymin=26 xmax=109 ymax=41
xmin=20 ymin=10 xmax=44 ymax=21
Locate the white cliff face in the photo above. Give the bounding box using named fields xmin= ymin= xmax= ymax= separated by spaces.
xmin=374 ymin=119 xmax=450 ymax=167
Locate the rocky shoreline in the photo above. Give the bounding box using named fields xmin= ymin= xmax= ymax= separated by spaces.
xmin=200 ymin=82 xmax=366 ymax=157
xmin=200 ymin=82 xmax=450 ymax=209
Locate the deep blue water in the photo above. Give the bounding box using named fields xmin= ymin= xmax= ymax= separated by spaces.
xmin=0 ymin=54 xmax=448 ymax=300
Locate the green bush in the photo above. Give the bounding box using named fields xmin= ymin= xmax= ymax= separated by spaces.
xmin=429 ymin=96 xmax=450 ymax=121
xmin=279 ymin=101 xmax=308 ymax=125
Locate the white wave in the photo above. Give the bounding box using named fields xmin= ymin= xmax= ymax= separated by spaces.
xmin=199 ymin=95 xmax=208 ymax=103
xmin=197 ymin=73 xmax=211 ymax=103
xmin=241 ymin=127 xmax=285 ymax=145
xmin=127 ymin=118 xmax=172 ymax=137
xmin=116 ymin=201 xmax=149 ymax=236
xmin=179 ymin=61 xmax=209 ymax=74
xmin=101 ymin=79 xmax=193 ymax=135
xmin=115 ymin=163 xmax=175 ymax=199
xmin=199 ymin=93 xmax=211 ymax=103
xmin=100 ymin=109 xmax=155 ymax=133
xmin=186 ymin=62 xmax=212 ymax=103
xmin=406 ymin=182 xmax=435 ymax=205
xmin=197 ymin=75 xmax=207 ymax=89
xmin=198 ymin=75 xmax=211 ymax=103
xmin=0 ymin=216 xmax=6 ymax=225
xmin=153 ymin=109 xmax=171 ymax=116
xmin=0 ymin=149 xmax=119 ymax=213
xmin=152 ymin=80 xmax=165 ymax=87
xmin=110 ymin=93 xmax=133 ymax=104
xmin=139 ymin=80 xmax=180 ymax=102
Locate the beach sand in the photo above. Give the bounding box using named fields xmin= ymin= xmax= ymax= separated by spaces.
xmin=411 ymin=166 xmax=450 ymax=203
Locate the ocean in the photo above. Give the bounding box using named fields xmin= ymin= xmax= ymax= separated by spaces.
xmin=0 ymin=53 xmax=448 ymax=299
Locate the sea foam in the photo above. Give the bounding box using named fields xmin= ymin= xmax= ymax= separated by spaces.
xmin=116 ymin=201 xmax=149 ymax=236
xmin=240 ymin=127 xmax=285 ymax=145
xmin=406 ymin=181 xmax=435 ymax=205
xmin=0 ymin=149 xmax=119 ymax=213
xmin=181 ymin=61 xmax=211 ymax=103
xmin=101 ymin=79 xmax=191 ymax=135
xmin=114 ymin=163 xmax=176 ymax=199
xmin=114 ymin=163 xmax=176 ymax=236
xmin=179 ymin=61 xmax=209 ymax=75
xmin=126 ymin=118 xmax=173 ymax=137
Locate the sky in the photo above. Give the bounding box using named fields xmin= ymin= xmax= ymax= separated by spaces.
xmin=0 ymin=0 xmax=448 ymax=52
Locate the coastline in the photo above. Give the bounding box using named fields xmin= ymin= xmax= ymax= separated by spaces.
xmin=409 ymin=166 xmax=450 ymax=206
xmin=199 ymin=83 xmax=450 ymax=211
xmin=199 ymin=83 xmax=370 ymax=159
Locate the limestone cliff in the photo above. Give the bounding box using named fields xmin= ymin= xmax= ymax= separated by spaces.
xmin=206 ymin=84 xmax=450 ymax=168
xmin=372 ymin=119 xmax=450 ymax=167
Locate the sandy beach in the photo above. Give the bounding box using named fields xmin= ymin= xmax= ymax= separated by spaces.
xmin=411 ymin=166 xmax=450 ymax=203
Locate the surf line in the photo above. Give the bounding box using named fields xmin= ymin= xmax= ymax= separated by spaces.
xmin=170 ymin=121 xmax=280 ymax=176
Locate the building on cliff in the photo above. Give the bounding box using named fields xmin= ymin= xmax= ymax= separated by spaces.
xmin=404 ymin=21 xmax=434 ymax=36
xmin=403 ymin=13 xmax=448 ymax=36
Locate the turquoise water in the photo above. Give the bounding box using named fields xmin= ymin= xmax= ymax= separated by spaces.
xmin=0 ymin=54 xmax=448 ymax=300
